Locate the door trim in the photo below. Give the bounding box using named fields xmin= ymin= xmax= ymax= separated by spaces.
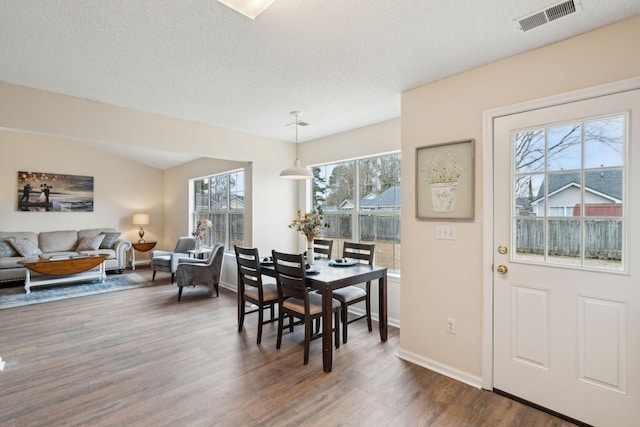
xmin=481 ymin=76 xmax=640 ymax=390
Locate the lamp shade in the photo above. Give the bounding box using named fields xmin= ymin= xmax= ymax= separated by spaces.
xmin=217 ymin=0 xmax=274 ymax=19
xmin=279 ymin=160 xmax=313 ymax=179
xmin=132 ymin=213 xmax=150 ymax=225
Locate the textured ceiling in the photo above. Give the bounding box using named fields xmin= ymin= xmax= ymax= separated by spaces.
xmin=1 ymin=0 xmax=639 ymax=168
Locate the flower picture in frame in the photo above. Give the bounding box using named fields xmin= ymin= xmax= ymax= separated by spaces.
xmin=416 ymin=139 xmax=474 ymax=220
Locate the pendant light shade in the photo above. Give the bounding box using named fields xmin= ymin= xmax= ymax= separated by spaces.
xmin=280 ymin=159 xmax=313 ymax=179
xmin=280 ymin=111 xmax=313 ymax=180
xmin=217 ymin=0 xmax=274 ymax=20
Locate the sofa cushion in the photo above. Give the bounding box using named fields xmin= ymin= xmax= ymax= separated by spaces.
xmin=39 ymin=230 xmax=78 ymax=253
xmin=78 ymin=228 xmax=116 ymax=240
xmin=77 ymin=235 xmax=106 ymax=251
xmin=0 ymin=257 xmax=25 ymax=269
xmin=10 ymin=238 xmax=43 ymax=257
xmin=100 ymin=232 xmax=121 ymax=249
xmin=0 ymin=238 xmax=19 ymax=258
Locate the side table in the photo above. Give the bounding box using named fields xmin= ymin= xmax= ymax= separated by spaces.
xmin=188 ymin=248 xmax=212 ymax=260
xmin=130 ymin=241 xmax=157 ymax=270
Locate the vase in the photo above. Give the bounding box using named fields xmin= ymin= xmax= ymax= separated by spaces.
xmin=430 ymin=182 xmax=458 ymax=213
xmin=307 ymin=240 xmax=315 ymax=265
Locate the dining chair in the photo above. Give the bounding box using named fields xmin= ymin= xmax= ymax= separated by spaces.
xmin=331 ymin=242 xmax=375 ymax=343
xmin=313 ymin=239 xmax=333 ymax=259
xmin=151 ymin=237 xmax=196 ymax=284
xmin=235 ymin=246 xmax=278 ymax=345
xmin=175 ymin=243 xmax=224 ymax=301
xmin=271 ymin=250 xmax=341 ymax=365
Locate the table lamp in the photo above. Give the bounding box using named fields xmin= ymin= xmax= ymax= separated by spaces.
xmin=132 ymin=213 xmax=150 ymax=243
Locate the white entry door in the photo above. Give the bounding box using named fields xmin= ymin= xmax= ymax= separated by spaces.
xmin=493 ymin=88 xmax=640 ymax=426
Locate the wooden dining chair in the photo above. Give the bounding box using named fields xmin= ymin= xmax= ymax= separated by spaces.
xmin=331 ymin=242 xmax=375 ymax=343
xmin=271 ymin=250 xmax=341 ymax=365
xmin=313 ymin=239 xmax=333 ymax=259
xmin=235 ymin=246 xmax=279 ymax=345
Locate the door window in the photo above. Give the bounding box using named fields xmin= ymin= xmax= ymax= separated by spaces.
xmin=513 ymin=114 xmax=625 ymax=270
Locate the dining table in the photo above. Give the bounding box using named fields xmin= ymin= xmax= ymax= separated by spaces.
xmin=260 ymin=256 xmax=388 ymax=372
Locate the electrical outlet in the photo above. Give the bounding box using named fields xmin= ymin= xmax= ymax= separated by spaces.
xmin=447 ymin=318 xmax=456 ymax=334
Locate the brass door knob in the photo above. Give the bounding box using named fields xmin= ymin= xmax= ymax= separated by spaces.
xmin=496 ymin=265 xmax=508 ymax=274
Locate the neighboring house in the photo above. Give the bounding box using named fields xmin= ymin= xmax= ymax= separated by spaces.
xmin=531 ymin=170 xmax=622 ymax=216
xmin=336 ymin=185 xmax=402 ymax=211
xmin=196 ymin=194 xmax=245 ymax=211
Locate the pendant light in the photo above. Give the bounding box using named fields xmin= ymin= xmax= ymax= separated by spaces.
xmin=279 ymin=111 xmax=313 ymax=180
xmin=217 ymin=0 xmax=275 ymax=20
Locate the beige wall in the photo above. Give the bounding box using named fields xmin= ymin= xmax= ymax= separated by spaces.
xmin=0 ymin=130 xmax=162 ymax=244
xmin=0 ymin=82 xmax=302 ymax=255
xmin=399 ymin=16 xmax=640 ymax=384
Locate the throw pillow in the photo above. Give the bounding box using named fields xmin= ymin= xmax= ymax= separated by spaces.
xmin=99 ymin=232 xmax=121 ymax=249
xmin=76 ymin=235 xmax=106 ymax=251
xmin=9 ymin=238 xmax=43 ymax=257
xmin=0 ymin=238 xmax=19 ymax=257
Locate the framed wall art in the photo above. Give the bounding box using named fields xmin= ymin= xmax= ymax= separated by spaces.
xmin=416 ymin=139 xmax=474 ymax=220
xmin=17 ymin=171 xmax=94 ymax=212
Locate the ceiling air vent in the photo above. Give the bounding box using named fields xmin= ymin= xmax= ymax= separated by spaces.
xmin=515 ymin=0 xmax=580 ymax=32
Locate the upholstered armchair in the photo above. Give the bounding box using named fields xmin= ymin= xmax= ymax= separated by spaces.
xmin=150 ymin=237 xmax=196 ymax=284
xmin=175 ymin=243 xmax=225 ymax=301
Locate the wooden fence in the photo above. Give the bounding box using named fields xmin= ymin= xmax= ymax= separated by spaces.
xmin=516 ymin=219 xmax=622 ymax=260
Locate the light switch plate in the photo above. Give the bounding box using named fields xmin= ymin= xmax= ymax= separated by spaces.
xmin=436 ymin=226 xmax=456 ymax=240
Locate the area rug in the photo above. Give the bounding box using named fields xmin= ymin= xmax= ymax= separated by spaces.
xmin=0 ymin=272 xmax=157 ymax=310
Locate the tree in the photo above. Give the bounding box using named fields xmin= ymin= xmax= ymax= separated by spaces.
xmin=311 ymin=167 xmax=327 ymax=207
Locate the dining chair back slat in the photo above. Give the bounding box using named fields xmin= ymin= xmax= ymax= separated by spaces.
xmin=271 ymin=251 xmax=307 ymax=302
xmin=313 ymin=239 xmax=333 ymax=259
xmin=343 ymin=242 xmax=375 ymax=265
xmin=331 ymin=241 xmax=376 ymax=343
xmin=272 ymin=250 xmax=341 ymax=365
xmin=235 ymin=246 xmax=278 ymax=345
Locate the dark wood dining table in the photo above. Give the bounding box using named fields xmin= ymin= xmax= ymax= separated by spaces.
xmin=261 ymin=257 xmax=388 ymax=372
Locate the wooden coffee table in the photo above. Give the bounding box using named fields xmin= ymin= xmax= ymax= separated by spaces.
xmin=18 ymin=254 xmax=109 ymax=294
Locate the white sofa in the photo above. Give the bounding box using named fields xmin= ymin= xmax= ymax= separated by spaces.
xmin=0 ymin=228 xmax=132 ymax=283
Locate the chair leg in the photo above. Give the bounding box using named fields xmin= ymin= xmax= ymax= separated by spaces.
xmin=178 ymin=286 xmax=183 ymax=301
xmin=334 ymin=309 xmax=341 ymax=349
xmin=276 ymin=310 xmax=284 ymax=349
xmin=238 ymin=299 xmax=245 ymax=333
xmin=171 ymin=273 xmax=175 ymax=284
xmin=214 ymin=282 xmax=219 ymax=297
xmin=366 ymin=281 xmax=373 ymax=332
xmin=342 ymin=302 xmax=349 ymax=343
xmin=257 ymin=303 xmax=264 ymax=345
xmin=152 ymin=270 xmax=156 ymax=281
xmin=303 ymin=318 xmax=311 ymax=365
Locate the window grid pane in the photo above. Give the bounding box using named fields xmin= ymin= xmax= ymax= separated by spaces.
xmin=191 ymin=170 xmax=244 ymax=251
xmin=513 ymin=114 xmax=624 ymax=271
xmin=311 ymin=152 xmax=401 ymax=272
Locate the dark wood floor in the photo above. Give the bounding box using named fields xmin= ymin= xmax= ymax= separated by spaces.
xmin=0 ymin=269 xmax=577 ymax=426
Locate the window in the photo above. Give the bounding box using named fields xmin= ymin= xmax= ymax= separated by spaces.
xmin=311 ymin=152 xmax=401 ymax=272
xmin=513 ymin=114 xmax=624 ymax=269
xmin=192 ymin=169 xmax=245 ymax=250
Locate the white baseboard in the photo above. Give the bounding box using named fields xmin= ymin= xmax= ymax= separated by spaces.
xmin=396 ymin=347 xmax=483 ymax=389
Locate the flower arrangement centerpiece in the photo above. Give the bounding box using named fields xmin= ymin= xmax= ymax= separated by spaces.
xmin=289 ymin=207 xmax=330 ymax=264
xmin=191 ymin=219 xmax=212 ymax=248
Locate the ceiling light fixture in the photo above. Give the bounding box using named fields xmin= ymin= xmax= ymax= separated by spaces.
xmin=217 ymin=0 xmax=275 ymax=20
xmin=280 ymin=111 xmax=313 ymax=180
